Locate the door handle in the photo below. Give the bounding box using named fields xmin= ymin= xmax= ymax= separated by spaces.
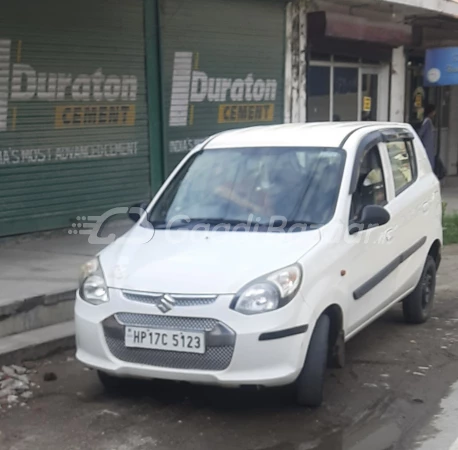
xmin=422 ymin=201 xmax=430 ymax=213
xmin=385 ymin=227 xmax=395 ymax=242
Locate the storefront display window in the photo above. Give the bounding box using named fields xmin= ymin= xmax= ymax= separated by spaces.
xmin=406 ymin=62 xmax=450 ymax=129
xmin=361 ymin=73 xmax=378 ymax=121
xmin=308 ymin=66 xmax=330 ymax=122
xmin=308 ymin=56 xmax=385 ymax=122
xmin=333 ymin=67 xmax=358 ymax=121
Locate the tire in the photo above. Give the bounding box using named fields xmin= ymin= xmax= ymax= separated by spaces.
xmin=328 ymin=329 xmax=345 ymax=369
xmin=403 ymin=255 xmax=436 ymax=324
xmin=98 ymin=370 xmax=132 ymax=393
xmin=295 ymin=314 xmax=330 ymax=407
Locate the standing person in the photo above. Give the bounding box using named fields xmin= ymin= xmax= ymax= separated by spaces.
xmin=418 ymin=104 xmax=437 ymax=170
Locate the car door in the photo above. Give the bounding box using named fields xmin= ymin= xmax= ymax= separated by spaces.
xmin=381 ymin=135 xmax=432 ymax=299
xmin=345 ymin=142 xmax=399 ymax=337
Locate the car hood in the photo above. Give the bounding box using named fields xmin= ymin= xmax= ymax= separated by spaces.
xmin=99 ymin=226 xmax=321 ymax=294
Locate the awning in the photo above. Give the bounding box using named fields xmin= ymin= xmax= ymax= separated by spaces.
xmin=307 ymin=11 xmax=412 ymax=48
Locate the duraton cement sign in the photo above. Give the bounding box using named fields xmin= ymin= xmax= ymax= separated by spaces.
xmin=168 ymin=51 xmax=278 ymax=128
xmin=160 ymin=0 xmax=285 ymax=174
xmin=0 ymin=37 xmax=146 ymax=167
xmin=0 ymin=39 xmax=138 ymax=134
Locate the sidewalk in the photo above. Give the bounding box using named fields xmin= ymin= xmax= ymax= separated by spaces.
xmin=0 ymin=219 xmax=132 ymax=305
xmin=0 ymin=219 xmax=133 ymax=364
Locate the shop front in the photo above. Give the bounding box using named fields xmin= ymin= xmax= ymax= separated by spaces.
xmin=0 ymin=0 xmax=159 ymax=237
xmin=404 ymin=53 xmax=451 ymax=172
xmin=159 ymin=0 xmax=286 ymax=175
xmin=422 ymin=46 xmax=458 ymax=177
xmin=405 ymin=16 xmax=458 ymax=176
xmin=305 ymin=11 xmax=411 ymax=123
xmin=307 ymin=56 xmax=390 ymax=122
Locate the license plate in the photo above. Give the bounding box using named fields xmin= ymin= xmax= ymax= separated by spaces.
xmin=124 ymin=327 xmax=205 ymax=354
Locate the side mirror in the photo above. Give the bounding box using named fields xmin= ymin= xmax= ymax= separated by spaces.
xmin=349 ymin=204 xmax=390 ymax=235
xmin=127 ymin=201 xmax=149 ymax=223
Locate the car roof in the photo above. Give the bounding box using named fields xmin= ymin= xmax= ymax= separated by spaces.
xmin=204 ymin=122 xmax=411 ymax=150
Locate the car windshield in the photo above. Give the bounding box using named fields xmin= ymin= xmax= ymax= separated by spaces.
xmin=146 ymin=146 xmax=345 ymax=231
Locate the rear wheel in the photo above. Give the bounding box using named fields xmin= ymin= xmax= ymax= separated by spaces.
xmin=294 ymin=314 xmax=330 ymax=407
xmin=403 ymin=255 xmax=436 ymax=324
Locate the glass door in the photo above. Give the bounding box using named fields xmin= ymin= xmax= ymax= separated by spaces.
xmin=360 ymin=69 xmax=379 ymax=121
xmin=307 ymin=59 xmax=388 ymax=122
xmin=333 ymin=67 xmax=359 ymax=121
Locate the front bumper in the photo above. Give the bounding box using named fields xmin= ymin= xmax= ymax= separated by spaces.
xmin=75 ymin=288 xmax=311 ymax=387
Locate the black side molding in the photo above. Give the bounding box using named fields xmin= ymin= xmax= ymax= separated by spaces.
xmin=353 ymin=236 xmax=427 ymax=300
xmin=259 ymin=325 xmax=308 ymax=341
xmin=400 ymin=236 xmax=427 ymax=263
xmin=353 ymin=258 xmax=399 ymax=301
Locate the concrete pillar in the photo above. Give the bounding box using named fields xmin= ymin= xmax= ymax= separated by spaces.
xmin=284 ymin=0 xmax=307 ymax=123
xmin=390 ymin=46 xmax=406 ymax=122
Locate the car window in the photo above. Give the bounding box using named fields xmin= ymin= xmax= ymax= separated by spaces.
xmin=350 ymin=145 xmax=387 ymax=222
xmin=147 ymin=146 xmax=346 ymax=231
xmin=386 ymin=140 xmax=417 ymax=195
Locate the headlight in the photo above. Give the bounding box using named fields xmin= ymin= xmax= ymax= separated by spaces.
xmin=79 ymin=258 xmax=109 ymax=305
xmin=232 ymin=264 xmax=302 ymax=315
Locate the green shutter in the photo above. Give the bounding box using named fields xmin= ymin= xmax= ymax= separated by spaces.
xmin=159 ymin=0 xmax=286 ymax=175
xmin=0 ymin=0 xmax=154 ymax=237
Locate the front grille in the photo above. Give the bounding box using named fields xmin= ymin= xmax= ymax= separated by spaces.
xmin=123 ymin=291 xmax=217 ymax=307
xmin=115 ymin=313 xmax=218 ymax=331
xmin=103 ymin=314 xmax=235 ymax=371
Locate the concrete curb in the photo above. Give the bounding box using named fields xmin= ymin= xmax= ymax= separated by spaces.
xmin=0 ymin=321 xmax=75 ymax=366
xmin=0 ymin=290 xmax=76 ymax=338
xmin=0 ymin=289 xmax=76 ymax=317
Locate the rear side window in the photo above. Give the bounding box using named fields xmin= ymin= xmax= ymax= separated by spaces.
xmin=386 ymin=140 xmax=417 ymax=195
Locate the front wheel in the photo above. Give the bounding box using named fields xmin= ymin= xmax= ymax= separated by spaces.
xmin=294 ymin=314 xmax=330 ymax=407
xmin=403 ymin=255 xmax=436 ymax=324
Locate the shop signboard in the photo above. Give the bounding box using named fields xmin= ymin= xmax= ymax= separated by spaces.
xmin=424 ymin=47 xmax=458 ymax=86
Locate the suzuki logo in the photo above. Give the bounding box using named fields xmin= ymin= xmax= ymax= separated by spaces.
xmin=157 ymin=294 xmax=176 ymax=313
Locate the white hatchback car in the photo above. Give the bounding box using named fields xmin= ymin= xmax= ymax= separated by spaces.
xmin=75 ymin=122 xmax=442 ymax=407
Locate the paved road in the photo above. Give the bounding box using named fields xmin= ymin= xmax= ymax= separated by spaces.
xmin=1 ymin=247 xmax=458 ymax=450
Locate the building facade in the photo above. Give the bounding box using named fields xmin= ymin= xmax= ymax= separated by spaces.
xmin=0 ymin=0 xmax=457 ymax=237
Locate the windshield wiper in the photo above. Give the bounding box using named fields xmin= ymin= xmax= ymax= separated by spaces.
xmin=150 ymin=218 xmax=247 ymax=230
xmin=195 ymin=218 xmax=254 ymax=226
xmin=256 ymin=220 xmax=320 ymax=229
